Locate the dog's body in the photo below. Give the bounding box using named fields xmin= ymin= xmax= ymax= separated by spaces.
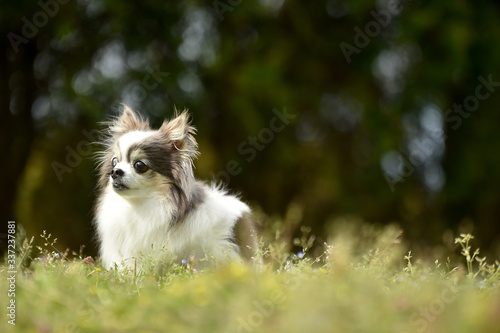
xmin=94 ymin=106 xmax=257 ymax=269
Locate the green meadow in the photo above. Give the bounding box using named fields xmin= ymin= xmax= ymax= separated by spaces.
xmin=2 ymin=219 xmax=500 ymax=333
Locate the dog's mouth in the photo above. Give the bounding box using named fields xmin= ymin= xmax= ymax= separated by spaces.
xmin=112 ymin=181 xmax=129 ymax=191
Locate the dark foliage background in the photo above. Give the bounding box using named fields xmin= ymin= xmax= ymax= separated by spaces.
xmin=2 ymin=0 xmax=500 ymax=257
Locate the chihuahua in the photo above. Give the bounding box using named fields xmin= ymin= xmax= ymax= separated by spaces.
xmin=94 ymin=105 xmax=257 ymax=269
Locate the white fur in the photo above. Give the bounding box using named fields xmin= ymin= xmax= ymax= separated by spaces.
xmin=118 ymin=131 xmax=155 ymax=154
xmin=110 ymin=131 xmax=157 ymax=196
xmin=96 ymin=183 xmax=250 ymax=269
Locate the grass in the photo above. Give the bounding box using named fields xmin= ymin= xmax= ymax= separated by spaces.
xmin=2 ymin=219 xmax=500 ymax=333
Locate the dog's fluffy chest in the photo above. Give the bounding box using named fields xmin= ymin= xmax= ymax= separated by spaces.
xmin=96 ymin=185 xmax=250 ymax=269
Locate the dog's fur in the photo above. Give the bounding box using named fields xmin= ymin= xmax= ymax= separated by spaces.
xmin=94 ymin=105 xmax=257 ymax=269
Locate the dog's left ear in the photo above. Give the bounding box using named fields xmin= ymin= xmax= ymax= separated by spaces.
xmin=109 ymin=104 xmax=150 ymax=137
xmin=160 ymin=109 xmax=198 ymax=156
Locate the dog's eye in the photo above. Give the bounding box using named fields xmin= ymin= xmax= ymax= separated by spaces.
xmin=111 ymin=157 xmax=118 ymax=167
xmin=134 ymin=160 xmax=149 ymax=174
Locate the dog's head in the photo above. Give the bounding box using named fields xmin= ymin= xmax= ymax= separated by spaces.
xmin=98 ymin=105 xmax=200 ymax=217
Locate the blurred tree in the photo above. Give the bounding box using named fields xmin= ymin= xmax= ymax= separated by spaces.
xmin=1 ymin=0 xmax=500 ymax=257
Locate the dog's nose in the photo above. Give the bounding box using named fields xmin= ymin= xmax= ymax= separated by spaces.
xmin=111 ymin=168 xmax=124 ymax=179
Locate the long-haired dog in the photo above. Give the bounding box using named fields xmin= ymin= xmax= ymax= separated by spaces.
xmin=94 ymin=105 xmax=257 ymax=269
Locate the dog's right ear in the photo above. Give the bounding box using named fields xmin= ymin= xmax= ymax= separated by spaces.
xmin=108 ymin=104 xmax=150 ymax=136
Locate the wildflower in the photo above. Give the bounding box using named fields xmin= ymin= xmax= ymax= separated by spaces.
xmin=182 ymin=259 xmax=187 ymax=264
xmin=54 ymin=253 xmax=60 ymax=259
xmin=297 ymin=251 xmax=304 ymax=259
xmin=477 ymin=280 xmax=487 ymax=290
xmin=83 ymin=256 xmax=95 ymax=265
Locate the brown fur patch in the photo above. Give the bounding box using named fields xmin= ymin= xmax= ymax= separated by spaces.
xmin=233 ymin=213 xmax=258 ymax=261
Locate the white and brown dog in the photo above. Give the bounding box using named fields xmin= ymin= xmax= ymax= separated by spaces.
xmin=94 ymin=105 xmax=256 ymax=269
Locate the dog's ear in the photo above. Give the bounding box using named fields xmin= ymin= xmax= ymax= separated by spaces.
xmin=109 ymin=104 xmax=150 ymax=136
xmin=160 ymin=108 xmax=198 ymax=157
